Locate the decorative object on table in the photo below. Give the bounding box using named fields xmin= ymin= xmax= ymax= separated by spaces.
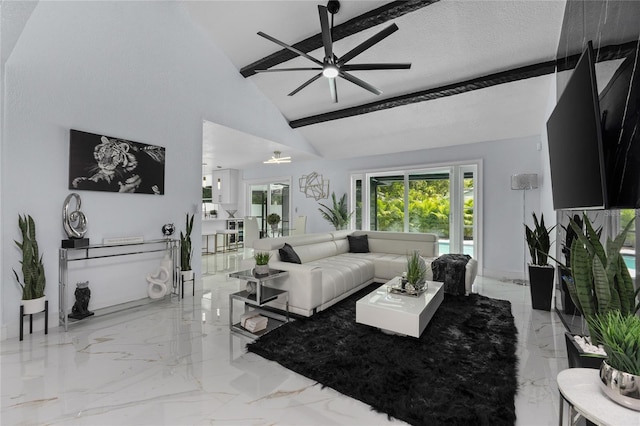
xmin=161 ymin=223 xmax=175 ymax=238
xmin=225 ymin=209 xmax=237 ymax=218
xmin=431 ymin=253 xmax=472 ymax=296
xmin=13 ymin=214 xmax=46 ymax=315
xmin=405 ymin=250 xmax=427 ymax=293
xmin=587 ymin=311 xmax=640 ymax=410
xmin=299 ymin=171 xmax=330 ymax=200
xmin=401 ymin=272 xmax=407 ymax=289
xmin=180 ymin=213 xmax=194 ymax=281
xmin=240 ymin=312 xmax=268 ymax=333
xmin=248 ymin=285 xmax=518 ymax=426
xmin=68 ymin=281 xmax=94 ymax=320
xmin=61 ymin=193 xmax=89 ymax=248
xmin=511 ymin=173 xmax=538 ymax=285
xmin=68 ymin=129 xmax=165 ymax=194
xmin=146 ymin=252 xmax=172 ymax=299
xmin=267 ymin=213 xmax=281 ymax=236
xmin=318 ymin=192 xmax=353 ymax=230
xmin=253 ymin=251 xmax=271 ymax=277
xmin=524 ymin=212 xmax=556 ymax=310
xmin=563 ymin=213 xmax=638 ymax=343
xmin=210 ymin=209 xmax=217 ymax=218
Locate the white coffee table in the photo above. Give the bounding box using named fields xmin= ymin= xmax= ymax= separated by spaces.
xmin=356 ymin=277 xmax=444 ymax=338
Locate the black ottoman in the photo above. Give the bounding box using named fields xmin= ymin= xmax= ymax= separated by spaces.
xmin=431 ymin=254 xmax=471 ymax=296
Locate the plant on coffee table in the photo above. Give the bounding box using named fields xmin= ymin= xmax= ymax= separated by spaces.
xmin=406 ymin=250 xmax=427 ymax=293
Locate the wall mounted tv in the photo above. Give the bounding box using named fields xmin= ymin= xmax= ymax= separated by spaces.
xmin=547 ymin=41 xmax=608 ymax=210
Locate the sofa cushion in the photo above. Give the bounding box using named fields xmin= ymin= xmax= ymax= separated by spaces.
xmin=348 ymin=234 xmax=369 ymax=253
xmin=279 ymin=243 xmax=301 ymax=264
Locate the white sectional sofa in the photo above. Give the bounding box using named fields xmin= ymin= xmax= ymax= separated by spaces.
xmin=238 ymin=230 xmax=478 ymax=317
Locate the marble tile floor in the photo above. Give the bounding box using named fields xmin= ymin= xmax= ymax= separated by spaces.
xmin=2 ymin=250 xmax=568 ymax=425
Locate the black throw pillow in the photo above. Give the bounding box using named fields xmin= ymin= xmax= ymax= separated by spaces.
xmin=348 ymin=235 xmax=369 ymax=253
xmin=279 ymin=243 xmax=302 ymax=264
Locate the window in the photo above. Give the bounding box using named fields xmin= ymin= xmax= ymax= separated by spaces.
xmin=352 ymin=162 xmax=480 ymax=260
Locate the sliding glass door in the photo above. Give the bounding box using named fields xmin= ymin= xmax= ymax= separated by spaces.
xmin=248 ymin=181 xmax=291 ymax=237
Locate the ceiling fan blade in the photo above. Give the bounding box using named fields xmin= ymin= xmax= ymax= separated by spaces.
xmin=329 ymin=78 xmax=338 ymax=103
xmin=318 ymin=5 xmax=333 ymax=60
xmin=339 ymin=71 xmax=382 ymax=96
xmin=288 ymin=73 xmax=323 ymax=96
xmin=255 ymin=67 xmax=322 ymax=72
xmin=338 ymin=24 xmax=399 ymax=65
xmin=341 ymin=63 xmax=411 ymax=71
xmin=258 ymin=31 xmax=324 ymax=66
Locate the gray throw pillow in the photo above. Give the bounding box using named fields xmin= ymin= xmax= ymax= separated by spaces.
xmin=348 ymin=235 xmax=369 ymax=253
xmin=279 ymin=243 xmax=301 ymax=264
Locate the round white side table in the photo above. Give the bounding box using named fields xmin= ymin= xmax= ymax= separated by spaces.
xmin=557 ymin=368 xmax=640 ymax=426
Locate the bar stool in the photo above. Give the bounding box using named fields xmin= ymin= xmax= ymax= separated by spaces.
xmin=215 ymin=229 xmax=239 ymax=252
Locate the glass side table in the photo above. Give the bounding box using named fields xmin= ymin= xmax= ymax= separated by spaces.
xmin=228 ymin=268 xmax=290 ymax=338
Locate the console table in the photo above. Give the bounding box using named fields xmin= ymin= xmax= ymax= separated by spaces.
xmin=557 ymin=368 xmax=639 ymax=426
xmin=58 ymin=239 xmax=179 ymax=331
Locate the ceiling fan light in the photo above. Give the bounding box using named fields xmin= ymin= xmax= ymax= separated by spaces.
xmin=322 ymin=65 xmax=339 ymax=78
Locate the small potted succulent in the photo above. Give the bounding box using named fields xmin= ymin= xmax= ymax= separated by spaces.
xmin=405 ymin=250 xmax=427 ymax=294
xmin=253 ymin=251 xmax=271 ymax=276
xmin=587 ymin=311 xmax=640 ymax=410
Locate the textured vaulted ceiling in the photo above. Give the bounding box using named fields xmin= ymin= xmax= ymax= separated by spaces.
xmin=189 ymin=0 xmax=568 ymax=169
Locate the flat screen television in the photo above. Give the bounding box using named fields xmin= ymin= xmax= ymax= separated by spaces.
xmin=600 ymin=51 xmax=640 ymax=209
xmin=547 ymin=41 xmax=608 ymax=210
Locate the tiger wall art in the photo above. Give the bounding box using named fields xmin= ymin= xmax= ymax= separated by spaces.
xmin=68 ymin=129 xmax=165 ymax=195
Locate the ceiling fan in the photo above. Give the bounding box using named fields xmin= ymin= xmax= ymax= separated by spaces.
xmin=264 ymin=151 xmax=291 ymax=164
xmin=255 ymin=0 xmax=411 ymax=103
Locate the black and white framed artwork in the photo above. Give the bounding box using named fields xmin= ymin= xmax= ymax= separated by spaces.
xmin=68 ymin=129 xmax=165 ymax=195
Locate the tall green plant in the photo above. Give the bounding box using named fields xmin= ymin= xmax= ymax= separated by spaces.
xmin=318 ymin=192 xmax=353 ymax=230
xmin=13 ymin=214 xmax=46 ymax=300
xmin=180 ymin=213 xmax=194 ymax=271
xmin=406 ymin=250 xmax=427 ymax=288
xmin=524 ymin=212 xmax=555 ymax=266
xmin=564 ymin=213 xmax=640 ymax=341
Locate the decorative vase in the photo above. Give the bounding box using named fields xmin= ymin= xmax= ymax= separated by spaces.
xmin=254 ymin=264 xmax=269 ymax=275
xmin=21 ymin=296 xmax=46 ymax=315
xmin=246 ymin=282 xmax=257 ymax=294
xmin=68 ymin=282 xmax=95 ymax=320
xmin=600 ymin=360 xmax=640 ymax=411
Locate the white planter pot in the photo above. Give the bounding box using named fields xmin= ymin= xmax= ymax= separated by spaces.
xmin=181 ymin=270 xmax=194 ymax=281
xmin=21 ymin=296 xmax=46 ymax=315
xmin=254 ymin=264 xmax=270 ymax=275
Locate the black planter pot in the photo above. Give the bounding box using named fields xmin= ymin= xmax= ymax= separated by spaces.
xmin=528 ymin=265 xmax=554 ymax=311
xmin=564 ymin=332 xmax=605 ymax=369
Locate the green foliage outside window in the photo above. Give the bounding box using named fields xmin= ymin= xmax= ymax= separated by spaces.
xmin=372 ymin=177 xmax=474 ymax=239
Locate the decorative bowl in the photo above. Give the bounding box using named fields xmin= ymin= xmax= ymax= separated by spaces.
xmin=225 ymin=209 xmax=237 ymax=218
xmin=600 ymin=360 xmax=640 ymax=411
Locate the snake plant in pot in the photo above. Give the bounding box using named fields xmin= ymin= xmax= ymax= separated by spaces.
xmin=13 ymin=214 xmax=46 ymax=314
xmin=180 ymin=213 xmax=194 ymax=281
xmin=524 ymin=212 xmax=556 ymax=310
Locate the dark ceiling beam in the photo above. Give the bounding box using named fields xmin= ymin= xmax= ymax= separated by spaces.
xmin=240 ymin=0 xmax=439 ymax=78
xmin=289 ymin=41 xmax=638 ymax=129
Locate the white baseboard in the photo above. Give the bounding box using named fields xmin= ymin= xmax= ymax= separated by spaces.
xmin=481 ymin=268 xmax=525 ymax=283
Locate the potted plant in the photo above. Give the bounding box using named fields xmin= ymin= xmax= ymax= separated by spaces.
xmin=210 ymin=209 xmax=217 ymax=218
xmin=562 ymin=213 xmax=639 ymax=368
xmin=13 ymin=214 xmax=46 ymax=314
xmin=180 ymin=213 xmax=194 ymax=281
xmin=318 ymin=192 xmax=353 ymax=230
xmin=587 ymin=311 xmax=640 ymax=410
xmin=405 ymin=250 xmax=427 ymax=294
xmin=267 ymin=213 xmax=280 ymax=236
xmin=524 ymin=212 xmax=556 ymax=311
xmin=253 ymin=251 xmax=271 ymax=276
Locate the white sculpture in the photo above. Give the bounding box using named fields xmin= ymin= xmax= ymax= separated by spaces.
xmin=147 ymin=252 xmax=172 ymax=299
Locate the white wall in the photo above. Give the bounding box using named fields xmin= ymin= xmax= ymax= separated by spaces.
xmin=242 ymin=134 xmax=546 ymax=281
xmin=1 ymin=1 xmax=308 ymax=340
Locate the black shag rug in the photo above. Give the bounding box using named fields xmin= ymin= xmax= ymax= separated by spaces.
xmin=247 ymin=284 xmax=519 ymax=426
